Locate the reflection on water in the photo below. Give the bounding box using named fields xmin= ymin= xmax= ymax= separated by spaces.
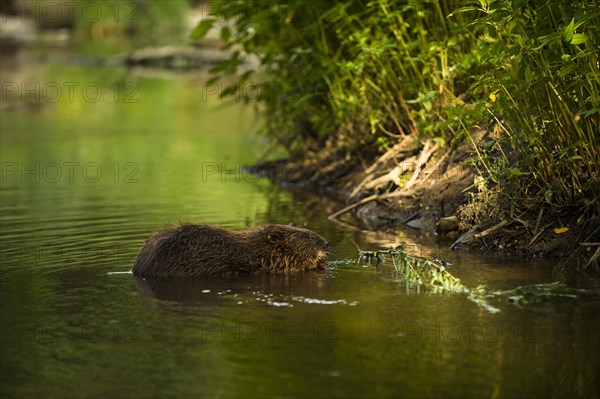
xmin=134 ymin=272 xmax=332 ymax=305
xmin=1 ymin=47 xmax=600 ymax=399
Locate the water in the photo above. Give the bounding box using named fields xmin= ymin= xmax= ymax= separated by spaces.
xmin=1 ymin=47 xmax=599 ymax=399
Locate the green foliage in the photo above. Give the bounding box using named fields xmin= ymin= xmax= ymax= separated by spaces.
xmin=196 ymin=0 xmax=599 ymax=221
xmin=357 ymin=247 xmax=598 ymax=313
xmin=457 ymin=0 xmax=600 ymax=221
xmin=196 ymin=1 xmax=478 ymax=150
xmin=193 ymin=1 xmax=336 ymax=150
xmin=390 ymin=251 xmax=467 ymax=293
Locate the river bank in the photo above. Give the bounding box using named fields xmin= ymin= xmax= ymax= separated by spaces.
xmin=248 ymin=131 xmax=599 ymax=272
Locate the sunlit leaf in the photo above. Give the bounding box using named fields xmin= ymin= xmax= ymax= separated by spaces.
xmin=191 ymin=19 xmax=215 ymax=40
xmin=561 ymin=54 xmax=572 ymax=61
xmin=553 ymin=227 xmax=570 ymax=234
xmin=562 ymin=18 xmax=575 ymax=42
xmin=570 ymin=33 xmax=587 ymax=45
xmin=447 ymin=6 xmax=481 ymax=18
xmin=221 ymin=26 xmax=232 ymax=42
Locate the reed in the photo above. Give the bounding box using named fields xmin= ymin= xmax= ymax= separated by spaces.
xmin=456 ymin=0 xmax=600 ymax=224
xmin=196 ymin=0 xmax=599 ymax=237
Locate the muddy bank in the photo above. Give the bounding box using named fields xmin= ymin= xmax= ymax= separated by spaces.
xmin=247 ymin=134 xmax=599 ymax=273
xmin=248 ymin=135 xmax=472 ymax=231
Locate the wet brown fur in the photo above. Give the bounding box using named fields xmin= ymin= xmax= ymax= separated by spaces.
xmin=132 ymin=224 xmax=330 ymax=278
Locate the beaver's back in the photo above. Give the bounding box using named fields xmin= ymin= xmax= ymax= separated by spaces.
xmin=132 ymin=224 xmax=255 ymax=278
xmin=132 ymin=223 xmax=329 ymax=278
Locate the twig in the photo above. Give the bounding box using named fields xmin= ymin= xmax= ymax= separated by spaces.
xmin=328 ymin=190 xmax=416 ymax=221
xmin=423 ymin=150 xmax=450 ymax=184
xmin=474 ymin=220 xmax=509 ymax=239
xmin=365 ymin=136 xmax=416 ymax=174
xmin=585 ymin=247 xmax=599 ymax=271
xmin=348 ymin=134 xmax=443 ymax=208
xmin=350 ymin=138 xmax=416 ymax=198
xmin=327 ymin=215 xmax=365 ymax=231
xmin=404 ymin=141 xmax=439 ymax=189
xmin=450 ymin=226 xmax=478 ymax=249
xmin=328 ymin=194 xmax=379 ymax=220
xmin=354 ymin=155 xmax=418 ymax=197
xmin=529 ymin=224 xmax=549 ymax=245
xmin=398 ymin=211 xmax=420 ymax=225
xmin=363 ymin=164 xmax=403 ymax=190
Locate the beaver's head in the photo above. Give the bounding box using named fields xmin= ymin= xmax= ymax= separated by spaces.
xmin=259 ymin=224 xmax=330 ymax=273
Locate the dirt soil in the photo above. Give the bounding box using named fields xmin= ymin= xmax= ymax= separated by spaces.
xmin=247 ymin=133 xmax=599 ymax=273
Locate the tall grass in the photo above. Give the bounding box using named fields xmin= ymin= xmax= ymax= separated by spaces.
xmin=194 ymin=1 xmax=477 ymax=149
xmin=458 ymin=1 xmax=600 ymax=221
xmin=196 ymin=0 xmax=599 ymax=226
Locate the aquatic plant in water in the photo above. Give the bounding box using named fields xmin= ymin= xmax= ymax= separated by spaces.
xmin=356 ymin=247 xmax=597 ymax=314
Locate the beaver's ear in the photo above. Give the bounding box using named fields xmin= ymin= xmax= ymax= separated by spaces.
xmin=267 ymin=232 xmax=283 ymax=244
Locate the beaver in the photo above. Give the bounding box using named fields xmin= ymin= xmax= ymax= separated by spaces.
xmin=132 ymin=223 xmax=330 ymax=278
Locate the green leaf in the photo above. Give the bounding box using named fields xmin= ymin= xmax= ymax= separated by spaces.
xmin=220 ymin=26 xmax=231 ymax=42
xmin=571 ymin=33 xmax=587 ymax=45
xmin=433 ymin=137 xmax=446 ymax=147
xmin=525 ymin=65 xmax=533 ymax=83
xmin=507 ymin=167 xmax=522 ymax=178
xmin=580 ymin=108 xmax=598 ymax=117
xmin=516 ymin=34 xmax=528 ymax=48
xmin=533 ymin=32 xmax=562 ymax=51
xmin=483 ymin=140 xmax=496 ymax=150
xmin=206 ymin=76 xmax=220 ymax=86
xmin=447 ymin=6 xmax=480 ymax=18
xmin=562 ymin=18 xmax=574 ymax=42
xmin=190 ymin=19 xmax=215 ymax=40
